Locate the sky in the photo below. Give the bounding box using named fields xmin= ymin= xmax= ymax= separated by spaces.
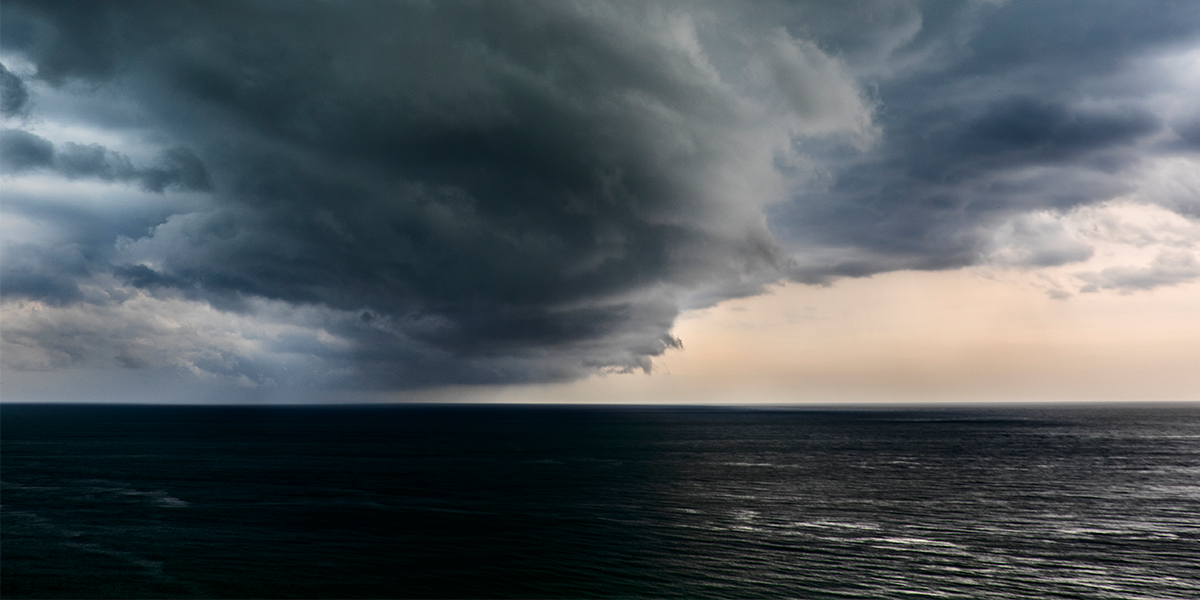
xmin=2 ymin=0 xmax=1199 ymax=404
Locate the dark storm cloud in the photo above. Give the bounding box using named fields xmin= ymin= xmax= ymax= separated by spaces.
xmin=0 ymin=128 xmax=54 ymax=171
xmin=3 ymin=0 xmax=1198 ymax=391
xmin=768 ymin=0 xmax=1200 ymax=282
xmin=934 ymin=98 xmax=1158 ymax=175
xmin=56 ymin=144 xmax=210 ymax=193
xmin=8 ymin=0 xmax=856 ymax=387
xmin=0 ymin=129 xmax=210 ymax=192
xmin=0 ymin=63 xmax=30 ymax=116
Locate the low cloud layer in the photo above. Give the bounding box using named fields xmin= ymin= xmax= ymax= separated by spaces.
xmin=2 ymin=129 xmax=209 ymax=192
xmin=3 ymin=0 xmax=1199 ymax=396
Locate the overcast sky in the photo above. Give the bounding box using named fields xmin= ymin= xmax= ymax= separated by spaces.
xmin=3 ymin=0 xmax=1199 ymax=403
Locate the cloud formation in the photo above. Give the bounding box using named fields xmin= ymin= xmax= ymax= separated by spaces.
xmin=2 ymin=0 xmax=874 ymax=389
xmin=0 ymin=63 xmax=30 ymax=117
xmin=1 ymin=129 xmax=209 ymax=192
xmin=2 ymin=0 xmax=1199 ymax=395
xmin=769 ymin=0 xmax=1200 ymax=281
xmin=1078 ymin=250 xmax=1200 ymax=293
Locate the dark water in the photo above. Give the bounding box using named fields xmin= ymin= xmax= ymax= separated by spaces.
xmin=2 ymin=404 xmax=1199 ymax=599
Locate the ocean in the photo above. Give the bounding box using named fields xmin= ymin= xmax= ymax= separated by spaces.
xmin=2 ymin=403 xmax=1198 ymax=599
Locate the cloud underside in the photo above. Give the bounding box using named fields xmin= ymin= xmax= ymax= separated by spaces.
xmin=2 ymin=0 xmax=1199 ymax=392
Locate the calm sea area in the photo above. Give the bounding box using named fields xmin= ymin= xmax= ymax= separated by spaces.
xmin=2 ymin=403 xmax=1198 ymax=598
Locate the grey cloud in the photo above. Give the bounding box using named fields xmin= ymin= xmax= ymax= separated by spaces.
xmin=1 ymin=128 xmax=55 ymax=171
xmin=0 ymin=0 xmax=137 ymax=85
xmin=770 ymin=0 xmax=1199 ymax=280
xmin=984 ymin=213 xmax=1095 ymax=268
xmin=56 ymin=142 xmax=136 ymax=180
xmin=139 ymin=148 xmax=211 ymax=193
xmin=0 ymin=243 xmax=90 ymax=305
xmin=0 ymin=290 xmax=281 ymax=377
xmin=0 ymin=129 xmax=209 ymax=192
xmin=1175 ymin=119 xmax=1200 ymax=150
xmin=1 ymin=63 xmax=30 ymax=116
xmin=56 ymin=143 xmax=210 ymax=193
xmin=943 ymin=99 xmax=1159 ymax=175
xmin=1077 ymin=251 xmax=1200 ymax=293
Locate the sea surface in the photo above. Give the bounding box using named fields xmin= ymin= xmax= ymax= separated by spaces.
xmin=2 ymin=403 xmax=1199 ymax=599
